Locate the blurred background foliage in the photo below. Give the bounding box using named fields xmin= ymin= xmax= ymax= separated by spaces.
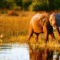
xmin=0 ymin=0 xmax=60 ymax=11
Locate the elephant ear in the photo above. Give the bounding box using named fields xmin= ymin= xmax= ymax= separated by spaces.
xmin=39 ymin=15 xmax=50 ymax=27
xmin=39 ymin=15 xmax=49 ymax=24
xmin=39 ymin=14 xmax=50 ymax=21
xmin=39 ymin=15 xmax=46 ymax=22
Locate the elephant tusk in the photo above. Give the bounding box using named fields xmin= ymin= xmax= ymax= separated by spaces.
xmin=53 ymin=26 xmax=57 ymax=29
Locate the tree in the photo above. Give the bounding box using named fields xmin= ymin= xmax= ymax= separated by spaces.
xmin=22 ymin=0 xmax=32 ymax=10
xmin=15 ymin=0 xmax=22 ymax=6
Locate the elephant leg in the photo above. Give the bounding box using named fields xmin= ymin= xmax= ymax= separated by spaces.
xmin=28 ymin=25 xmax=33 ymax=40
xmin=35 ymin=33 xmax=39 ymax=42
xmin=28 ymin=31 xmax=33 ymax=40
xmin=43 ymin=26 xmax=49 ymax=43
xmin=45 ymin=32 xmax=49 ymax=43
xmin=50 ymin=34 xmax=55 ymax=41
xmin=49 ymin=28 xmax=55 ymax=41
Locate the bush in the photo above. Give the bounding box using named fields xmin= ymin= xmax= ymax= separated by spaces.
xmin=0 ymin=9 xmax=8 ymax=14
xmin=5 ymin=1 xmax=14 ymax=9
xmin=15 ymin=0 xmax=22 ymax=6
xmin=13 ymin=6 xmax=21 ymax=10
xmin=1 ymin=11 xmax=5 ymax=14
xmin=7 ymin=10 xmax=19 ymax=16
xmin=0 ymin=0 xmax=14 ymax=9
xmin=29 ymin=2 xmax=49 ymax=11
xmin=10 ymin=4 xmax=21 ymax=10
xmin=22 ymin=0 xmax=32 ymax=10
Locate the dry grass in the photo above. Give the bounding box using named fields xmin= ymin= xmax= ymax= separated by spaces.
xmin=0 ymin=11 xmax=60 ymax=46
xmin=0 ymin=11 xmax=60 ymax=60
xmin=0 ymin=11 xmax=36 ymax=42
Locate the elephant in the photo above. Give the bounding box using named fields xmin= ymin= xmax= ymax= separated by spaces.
xmin=28 ymin=13 xmax=55 ymax=43
xmin=49 ymin=13 xmax=60 ymax=36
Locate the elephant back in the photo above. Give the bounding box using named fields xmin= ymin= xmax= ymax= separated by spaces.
xmin=30 ymin=13 xmax=50 ymax=26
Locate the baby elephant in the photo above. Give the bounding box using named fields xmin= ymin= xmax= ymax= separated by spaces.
xmin=28 ymin=13 xmax=55 ymax=43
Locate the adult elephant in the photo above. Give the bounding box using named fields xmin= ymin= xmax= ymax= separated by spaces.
xmin=28 ymin=13 xmax=55 ymax=43
xmin=49 ymin=13 xmax=60 ymax=36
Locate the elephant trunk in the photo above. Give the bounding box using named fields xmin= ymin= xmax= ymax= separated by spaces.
xmin=53 ymin=24 xmax=60 ymax=36
xmin=54 ymin=24 xmax=60 ymax=36
xmin=56 ymin=27 xmax=60 ymax=36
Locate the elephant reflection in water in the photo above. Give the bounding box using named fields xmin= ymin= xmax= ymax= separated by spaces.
xmin=56 ymin=53 xmax=60 ymax=60
xmin=29 ymin=47 xmax=53 ymax=60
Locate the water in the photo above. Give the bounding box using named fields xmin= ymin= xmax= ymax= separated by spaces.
xmin=0 ymin=43 xmax=60 ymax=60
xmin=0 ymin=44 xmax=29 ymax=60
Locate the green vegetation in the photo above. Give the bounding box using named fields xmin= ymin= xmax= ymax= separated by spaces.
xmin=0 ymin=0 xmax=60 ymax=11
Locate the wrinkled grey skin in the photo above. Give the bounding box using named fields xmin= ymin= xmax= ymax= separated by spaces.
xmin=28 ymin=13 xmax=55 ymax=42
xmin=49 ymin=13 xmax=60 ymax=36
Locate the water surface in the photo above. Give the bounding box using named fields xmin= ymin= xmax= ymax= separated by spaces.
xmin=0 ymin=44 xmax=29 ymax=60
xmin=0 ymin=43 xmax=60 ymax=60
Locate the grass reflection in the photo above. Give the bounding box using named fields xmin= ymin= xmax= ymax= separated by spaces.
xmin=29 ymin=43 xmax=60 ymax=60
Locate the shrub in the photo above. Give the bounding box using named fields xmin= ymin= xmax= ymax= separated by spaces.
xmin=15 ymin=0 xmax=22 ymax=6
xmin=29 ymin=2 xmax=49 ymax=11
xmin=13 ymin=6 xmax=21 ymax=10
xmin=0 ymin=9 xmax=8 ymax=14
xmin=7 ymin=10 xmax=19 ymax=16
xmin=10 ymin=4 xmax=21 ymax=10
xmin=6 ymin=1 xmax=14 ymax=9
xmin=22 ymin=0 xmax=32 ymax=10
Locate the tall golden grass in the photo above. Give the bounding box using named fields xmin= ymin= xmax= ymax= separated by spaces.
xmin=0 ymin=11 xmax=36 ymax=42
xmin=0 ymin=11 xmax=60 ymax=44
